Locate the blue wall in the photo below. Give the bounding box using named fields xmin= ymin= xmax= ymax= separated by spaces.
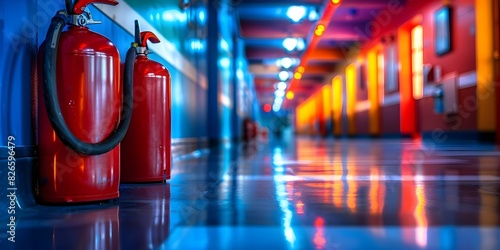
xmin=0 ymin=0 xmax=38 ymax=148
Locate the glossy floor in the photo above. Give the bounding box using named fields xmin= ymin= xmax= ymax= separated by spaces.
xmin=3 ymin=137 xmax=500 ymax=249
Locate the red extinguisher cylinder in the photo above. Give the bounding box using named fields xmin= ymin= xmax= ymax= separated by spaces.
xmin=38 ymin=26 xmax=121 ymax=203
xmin=38 ymin=0 xmax=133 ymax=203
xmin=120 ymin=27 xmax=171 ymax=182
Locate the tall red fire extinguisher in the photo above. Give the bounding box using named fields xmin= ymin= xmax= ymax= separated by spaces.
xmin=120 ymin=21 xmax=171 ymax=182
xmin=38 ymin=0 xmax=135 ymax=203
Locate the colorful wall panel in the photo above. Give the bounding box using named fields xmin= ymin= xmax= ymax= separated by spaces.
xmin=332 ymin=76 xmax=343 ymax=137
xmin=351 ymin=0 xmax=481 ymax=139
xmin=321 ymin=84 xmax=332 ymax=137
xmin=367 ymin=48 xmax=381 ymax=136
xmin=475 ymin=0 xmax=497 ymax=134
xmin=346 ymin=64 xmax=357 ymax=136
xmin=293 ymin=0 xmax=494 ymax=142
xmin=296 ymin=90 xmax=321 ymax=136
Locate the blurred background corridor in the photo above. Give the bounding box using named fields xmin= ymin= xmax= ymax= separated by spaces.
xmin=1 ymin=0 xmax=500 ymax=249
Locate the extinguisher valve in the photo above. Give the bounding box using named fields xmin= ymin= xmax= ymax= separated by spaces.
xmin=135 ymin=31 xmax=161 ymax=55
xmin=136 ymin=47 xmax=148 ymax=55
xmin=68 ymin=8 xmax=102 ymax=27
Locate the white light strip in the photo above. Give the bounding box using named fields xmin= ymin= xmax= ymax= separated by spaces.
xmin=382 ymin=93 xmax=400 ymax=107
xmin=223 ymin=174 xmax=500 ymax=182
xmin=171 ymin=137 xmax=205 ymax=144
xmin=219 ymin=93 xmax=232 ymax=108
xmin=93 ymin=2 xmax=205 ymax=87
xmin=422 ymin=84 xmax=437 ymax=98
xmin=458 ymin=70 xmax=477 ymax=89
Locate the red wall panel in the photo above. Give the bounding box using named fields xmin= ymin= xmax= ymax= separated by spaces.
xmin=424 ymin=1 xmax=477 ymax=76
xmin=355 ymin=110 xmax=370 ymax=136
xmin=381 ymin=104 xmax=401 ymax=134
xmin=419 ymin=86 xmax=477 ymax=132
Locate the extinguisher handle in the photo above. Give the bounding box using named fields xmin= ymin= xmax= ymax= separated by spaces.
xmin=72 ymin=0 xmax=119 ymax=15
xmin=140 ymin=31 xmax=161 ymax=47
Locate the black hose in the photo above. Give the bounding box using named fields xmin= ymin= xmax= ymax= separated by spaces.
xmin=134 ymin=20 xmax=141 ymax=45
xmin=65 ymin=0 xmax=75 ymax=15
xmin=43 ymin=15 xmax=135 ymax=155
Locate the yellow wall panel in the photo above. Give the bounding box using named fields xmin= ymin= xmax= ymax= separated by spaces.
xmin=332 ymin=76 xmax=343 ymax=136
xmin=346 ymin=64 xmax=357 ymax=135
xmin=322 ymin=85 xmax=332 ymax=123
xmin=367 ymin=49 xmax=381 ymax=135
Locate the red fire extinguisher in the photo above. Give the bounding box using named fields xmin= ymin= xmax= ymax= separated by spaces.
xmin=120 ymin=21 xmax=171 ymax=182
xmin=38 ymin=0 xmax=136 ymax=203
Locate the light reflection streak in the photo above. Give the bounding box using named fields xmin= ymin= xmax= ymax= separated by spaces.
xmin=414 ymin=184 xmax=428 ymax=248
xmin=369 ymin=167 xmax=386 ymax=234
xmin=401 ymin=143 xmax=428 ymax=248
xmin=346 ymin=166 xmax=357 ymax=213
xmin=479 ymin=157 xmax=499 ymax=250
xmin=332 ymin=153 xmax=343 ymax=208
xmin=296 ymin=200 xmax=304 ymax=215
xmin=273 ymin=147 xmax=296 ymax=248
xmin=313 ymin=217 xmax=326 ymax=249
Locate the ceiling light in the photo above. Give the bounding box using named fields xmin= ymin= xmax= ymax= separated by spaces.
xmin=198 ymin=10 xmax=206 ymax=24
xmin=296 ymin=38 xmax=305 ymax=51
xmin=236 ymin=69 xmax=244 ymax=79
xmin=263 ymin=104 xmax=272 ymax=112
xmin=279 ymin=57 xmax=293 ymax=69
xmin=308 ymin=8 xmax=319 ymax=21
xmin=283 ymin=38 xmax=298 ymax=51
xmin=219 ymin=39 xmax=229 ymax=51
xmin=283 ymin=38 xmax=305 ymax=52
xmin=275 ymin=89 xmax=285 ymax=98
xmin=189 ymin=39 xmax=204 ymax=51
xmin=315 ymin=24 xmax=326 ymax=36
xmin=286 ymin=6 xmax=307 ymax=23
xmin=277 ymin=81 xmax=287 ymax=91
xmin=273 ymin=105 xmax=281 ymax=112
xmin=278 ymin=71 xmax=290 ymax=81
xmin=219 ymin=57 xmax=230 ymax=68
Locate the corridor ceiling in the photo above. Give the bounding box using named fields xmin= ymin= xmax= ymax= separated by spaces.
xmin=234 ymin=0 xmax=401 ymax=109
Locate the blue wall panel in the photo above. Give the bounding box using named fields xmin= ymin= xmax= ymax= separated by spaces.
xmin=0 ymin=0 xmax=38 ymax=148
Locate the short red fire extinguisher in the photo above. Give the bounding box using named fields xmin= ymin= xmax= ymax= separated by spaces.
xmin=38 ymin=0 xmax=136 ymax=203
xmin=120 ymin=21 xmax=171 ymax=182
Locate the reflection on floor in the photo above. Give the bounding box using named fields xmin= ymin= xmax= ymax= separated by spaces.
xmin=2 ymin=137 xmax=500 ymax=249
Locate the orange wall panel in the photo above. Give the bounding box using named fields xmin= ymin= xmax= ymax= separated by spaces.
xmin=381 ymin=104 xmax=401 ymax=135
xmin=367 ymin=49 xmax=381 ymax=135
xmin=346 ymin=64 xmax=357 ymax=135
xmin=355 ymin=110 xmax=370 ymax=136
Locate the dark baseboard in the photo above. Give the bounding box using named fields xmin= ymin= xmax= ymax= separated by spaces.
xmin=421 ymin=131 xmax=496 ymax=144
